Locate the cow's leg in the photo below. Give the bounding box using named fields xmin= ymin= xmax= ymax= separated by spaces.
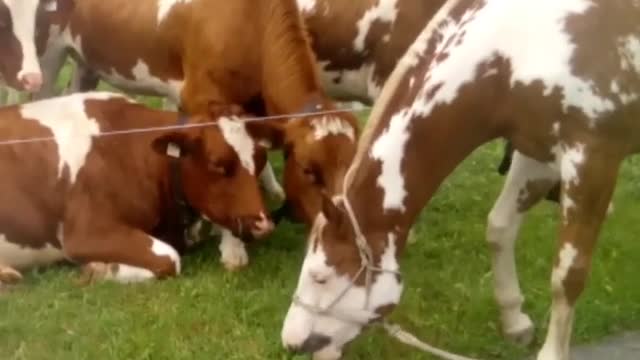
xmin=218 ymin=227 xmax=249 ymax=271
xmin=66 ymin=62 xmax=100 ymax=94
xmin=487 ymin=151 xmax=559 ymax=346
xmin=63 ymin=224 xmax=181 ymax=284
xmin=32 ymin=48 xmax=68 ymax=100
xmin=536 ymin=151 xmax=620 ymax=360
xmin=0 ymin=263 xmax=22 ymax=286
xmin=260 ymin=162 xmax=285 ymax=202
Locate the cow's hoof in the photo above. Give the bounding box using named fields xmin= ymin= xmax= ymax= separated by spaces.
xmin=221 ymin=245 xmax=249 ymax=271
xmin=504 ymin=314 xmax=535 ymax=347
xmin=0 ymin=267 xmax=23 ymax=284
xmin=77 ymin=262 xmax=110 ymax=285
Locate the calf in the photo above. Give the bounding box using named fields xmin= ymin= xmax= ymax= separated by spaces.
xmin=0 ymin=92 xmax=274 ymax=285
xmin=32 ymin=0 xmax=359 ymax=269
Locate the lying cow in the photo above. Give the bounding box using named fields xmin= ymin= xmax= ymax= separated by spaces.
xmin=0 ymin=92 xmax=275 ymax=285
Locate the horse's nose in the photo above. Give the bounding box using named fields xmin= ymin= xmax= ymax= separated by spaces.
xmin=296 ymin=333 xmax=331 ymax=354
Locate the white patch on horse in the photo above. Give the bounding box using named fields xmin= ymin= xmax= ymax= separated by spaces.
xmin=370 ymin=109 xmax=411 ymax=212
xmin=551 ymin=122 xmax=560 ymax=136
xmin=282 ymin=219 xmax=402 ymax=353
xmin=550 ymin=142 xmax=586 ymax=221
xmin=551 ymin=243 xmax=578 ymax=289
xmin=619 ymin=35 xmax=640 ymax=74
xmin=100 ymin=59 xmax=183 ymax=104
xmin=150 ymin=237 xmax=181 ymax=274
xmin=407 ymin=1 xmax=615 ymax=128
xmin=0 ymin=234 xmax=65 ymax=269
xmin=218 ymin=117 xmax=256 ymax=175
xmin=296 ymin=0 xmax=317 ymax=13
xmin=157 ymin=0 xmax=192 ymax=24
xmin=354 ymin=0 xmax=399 ymax=52
xmin=311 ymin=116 xmax=355 ymax=141
xmin=19 ymin=93 xmax=122 ymax=183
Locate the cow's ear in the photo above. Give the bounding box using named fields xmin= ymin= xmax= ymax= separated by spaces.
xmin=151 ymin=132 xmax=198 ymax=158
xmin=245 ymin=118 xmax=288 ymax=150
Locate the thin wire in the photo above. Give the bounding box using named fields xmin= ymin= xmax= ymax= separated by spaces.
xmin=0 ymin=106 xmax=372 ymax=147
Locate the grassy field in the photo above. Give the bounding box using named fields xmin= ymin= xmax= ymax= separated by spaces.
xmin=1 ymin=71 xmax=640 ymax=360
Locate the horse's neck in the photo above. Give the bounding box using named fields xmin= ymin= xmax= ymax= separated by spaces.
xmin=259 ymin=0 xmax=325 ymax=114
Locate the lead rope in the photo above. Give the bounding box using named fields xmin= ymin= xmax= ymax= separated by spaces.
xmin=338 ymin=195 xmax=482 ymax=360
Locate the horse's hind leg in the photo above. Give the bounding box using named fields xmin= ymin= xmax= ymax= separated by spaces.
xmin=487 ymin=151 xmax=559 ymax=346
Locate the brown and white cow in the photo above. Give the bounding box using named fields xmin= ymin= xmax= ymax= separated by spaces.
xmin=0 ymin=92 xmax=276 ymax=285
xmin=30 ymin=0 xmax=360 ymax=269
xmin=0 ymin=0 xmax=51 ymax=92
xmin=297 ymin=0 xmax=445 ymax=104
xmin=281 ymin=1 xmax=640 ymax=359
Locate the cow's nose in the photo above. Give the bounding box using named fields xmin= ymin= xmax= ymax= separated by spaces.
xmin=250 ymin=213 xmax=274 ymax=239
xmin=18 ymin=72 xmax=43 ymax=92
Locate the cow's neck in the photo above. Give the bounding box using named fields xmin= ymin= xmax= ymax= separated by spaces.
xmin=259 ymin=0 xmax=326 ymax=115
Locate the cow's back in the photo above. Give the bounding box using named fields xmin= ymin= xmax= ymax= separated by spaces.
xmin=301 ymin=0 xmax=446 ymax=103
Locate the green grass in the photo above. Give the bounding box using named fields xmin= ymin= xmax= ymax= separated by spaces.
xmin=1 ymin=67 xmax=640 ymax=360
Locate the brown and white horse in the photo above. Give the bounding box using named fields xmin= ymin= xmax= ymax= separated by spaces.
xmin=281 ymin=1 xmax=640 ymax=359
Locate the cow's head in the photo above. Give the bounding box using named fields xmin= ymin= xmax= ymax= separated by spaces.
xmin=0 ymin=0 xmax=49 ymax=91
xmin=152 ymin=105 xmax=274 ymax=240
xmin=246 ymin=112 xmax=359 ymax=225
xmin=281 ymin=194 xmax=403 ymax=359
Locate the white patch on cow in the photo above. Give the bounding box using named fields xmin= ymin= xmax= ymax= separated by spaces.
xmin=3 ymin=0 xmax=41 ymax=80
xmin=157 ymin=0 xmax=192 ymax=24
xmin=150 ymin=237 xmax=181 ymax=274
xmin=218 ymin=117 xmax=255 ymax=175
xmin=111 ymin=264 xmax=156 ymax=283
xmin=551 ymin=243 xmax=578 ymax=289
xmin=296 ymin=0 xmax=316 ymax=13
xmin=282 ymin=221 xmax=402 ymax=353
xmin=317 ymin=61 xmax=382 ymax=103
xmin=218 ymin=228 xmax=248 ymax=270
xmin=551 ymin=122 xmax=560 ymax=136
xmin=0 ymin=234 xmax=65 ymax=269
xmin=370 ymin=109 xmax=411 ymax=212
xmin=19 ymin=93 xmax=125 ymax=183
xmin=311 ymin=116 xmax=355 ymax=141
xmin=99 ymin=59 xmax=183 ymax=104
xmin=354 ymin=0 xmax=399 ymax=52
xmin=400 ymin=0 xmax=616 ymax=130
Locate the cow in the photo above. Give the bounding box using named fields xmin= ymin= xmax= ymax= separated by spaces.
xmin=297 ymin=0 xmax=445 ymax=105
xmin=280 ymin=1 xmax=640 ymax=360
xmin=0 ymin=0 xmax=52 ymax=93
xmin=30 ymin=0 xmax=359 ymax=270
xmin=0 ymin=92 xmax=278 ymax=286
